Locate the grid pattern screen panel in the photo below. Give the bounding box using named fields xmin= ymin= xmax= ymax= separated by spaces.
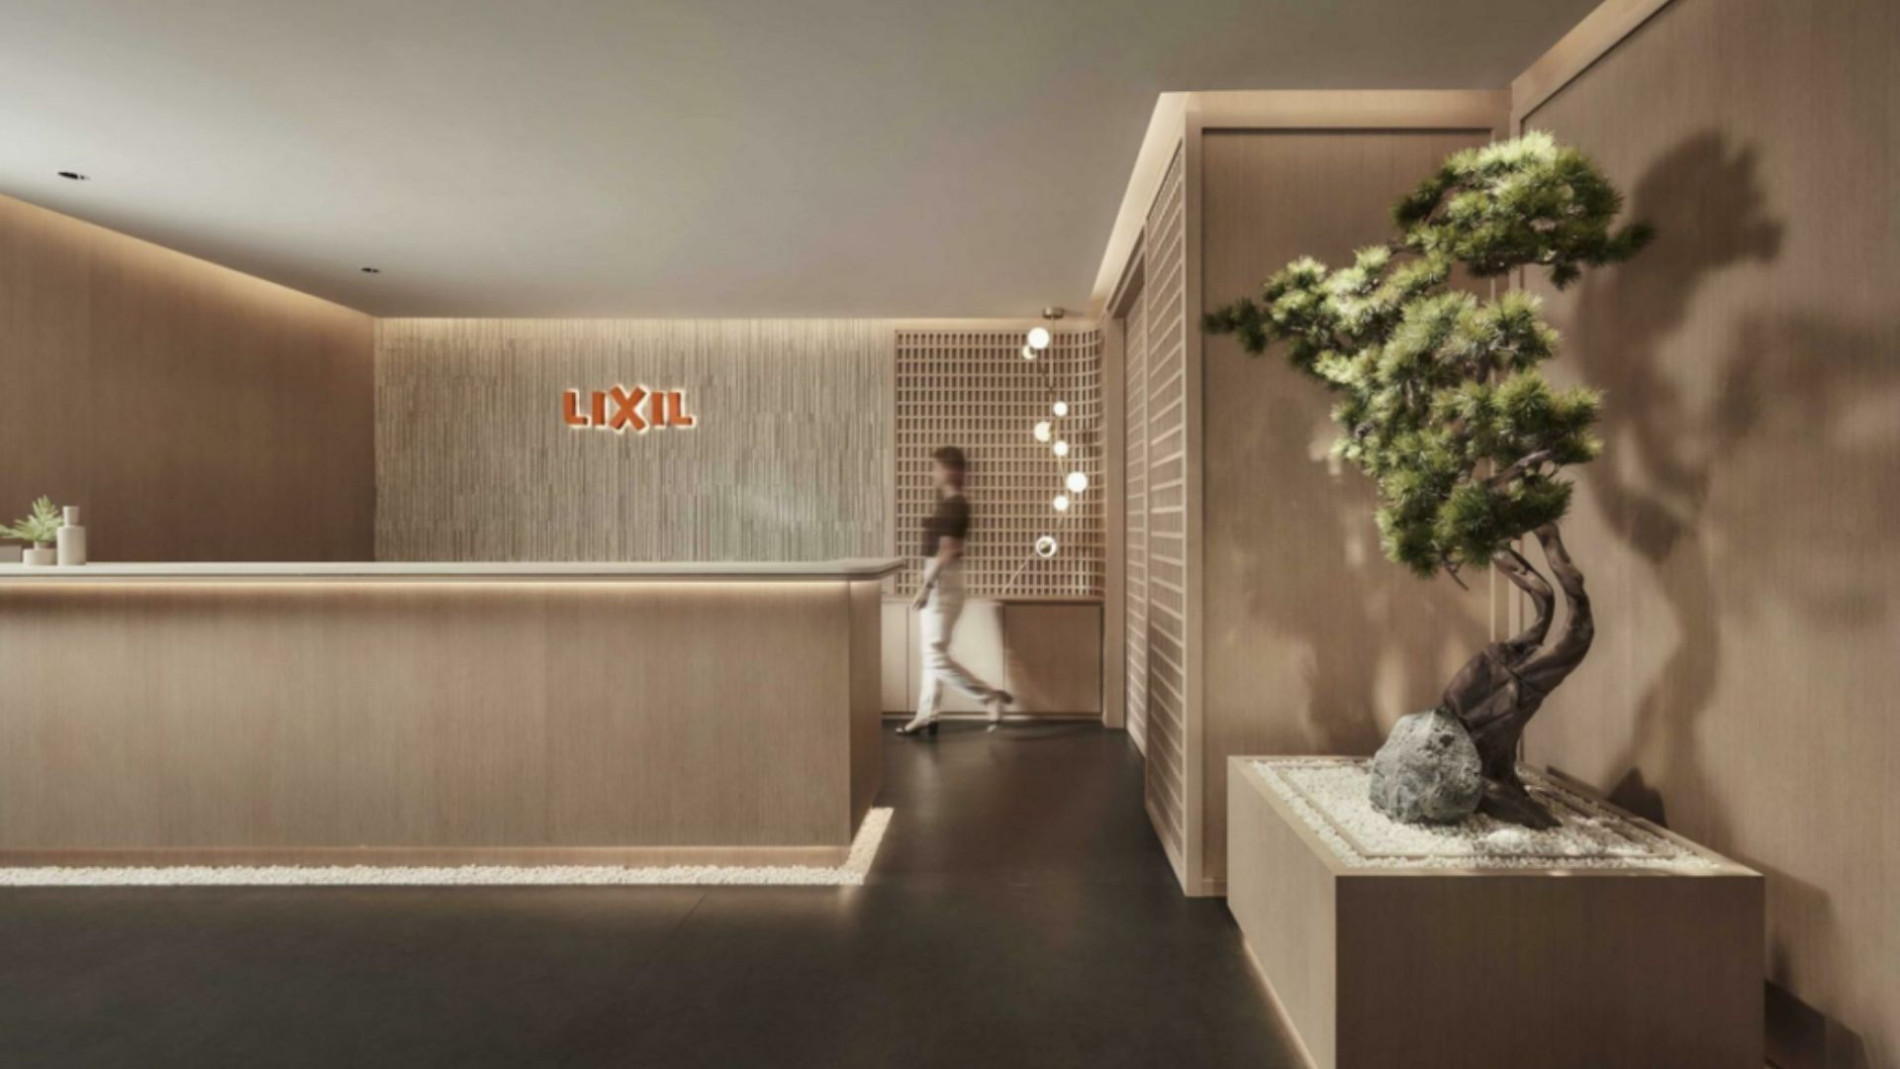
xmin=1142 ymin=144 xmax=1190 ymax=867
xmin=895 ymin=330 xmax=1104 ymax=599
xmin=1124 ymin=295 xmax=1151 ymax=755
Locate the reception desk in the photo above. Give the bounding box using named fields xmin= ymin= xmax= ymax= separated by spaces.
xmin=0 ymin=560 xmax=898 ymax=867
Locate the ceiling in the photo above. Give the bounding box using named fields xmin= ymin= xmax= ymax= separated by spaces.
xmin=0 ymin=0 xmax=1597 ymax=318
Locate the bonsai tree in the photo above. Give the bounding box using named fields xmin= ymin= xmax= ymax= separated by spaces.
xmin=1205 ymin=133 xmax=1652 ymax=828
xmin=1 ymin=496 xmax=62 ymax=552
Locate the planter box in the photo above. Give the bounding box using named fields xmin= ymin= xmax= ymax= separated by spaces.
xmin=1228 ymin=757 xmax=1762 ymax=1069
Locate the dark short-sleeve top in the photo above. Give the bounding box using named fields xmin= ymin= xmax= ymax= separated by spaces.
xmin=922 ymin=493 xmax=971 ymax=557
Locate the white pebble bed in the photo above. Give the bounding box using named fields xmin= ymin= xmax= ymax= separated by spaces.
xmin=1254 ymin=760 xmax=1713 ymax=872
xmin=0 ymin=808 xmax=892 ymax=888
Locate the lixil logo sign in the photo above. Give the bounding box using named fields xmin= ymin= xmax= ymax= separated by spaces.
xmin=563 ymin=386 xmax=697 ymax=433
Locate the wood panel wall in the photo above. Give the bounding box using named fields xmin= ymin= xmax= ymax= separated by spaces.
xmin=0 ymin=195 xmax=375 ymax=562
xmin=375 ymin=319 xmax=893 ymax=563
xmin=1516 ymin=1 xmax=1900 ymax=1064
xmin=881 ymin=599 xmax=1104 ymax=717
xmin=1197 ymin=127 xmax=1498 ymax=888
xmin=0 ymin=578 xmax=880 ymax=859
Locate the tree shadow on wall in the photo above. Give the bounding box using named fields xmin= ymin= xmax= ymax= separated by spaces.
xmin=1555 ymin=130 xmax=1898 ymax=1068
xmin=1218 ymin=390 xmax=1490 ymax=755
xmin=1553 ymin=130 xmax=1784 ymax=831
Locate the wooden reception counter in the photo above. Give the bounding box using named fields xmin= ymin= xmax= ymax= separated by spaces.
xmin=0 ymin=559 xmax=898 ymax=867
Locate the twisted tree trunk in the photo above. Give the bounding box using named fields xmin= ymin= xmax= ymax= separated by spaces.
xmin=1437 ymin=523 xmax=1594 ymax=828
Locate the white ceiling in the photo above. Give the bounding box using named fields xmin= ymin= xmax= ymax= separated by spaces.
xmin=0 ymin=0 xmax=1596 ymax=318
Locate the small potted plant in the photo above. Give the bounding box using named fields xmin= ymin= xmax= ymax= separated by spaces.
xmin=3 ymin=497 xmax=63 ymax=566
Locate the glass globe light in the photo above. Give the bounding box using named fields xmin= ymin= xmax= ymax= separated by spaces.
xmin=1053 ymin=440 xmax=1070 ymax=458
xmin=1035 ymin=535 xmax=1059 ymax=558
xmin=1021 ymin=345 xmax=1037 ymax=361
xmin=1066 ymin=471 xmax=1089 ymax=494
xmin=1027 ymin=327 xmax=1052 ymax=351
xmin=1052 ymin=400 xmax=1070 ymax=417
xmin=1053 ymin=494 xmax=1071 ymax=512
xmin=1033 ymin=421 xmax=1053 ymax=443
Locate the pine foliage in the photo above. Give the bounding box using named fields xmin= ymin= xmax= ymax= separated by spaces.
xmin=1204 ymin=133 xmax=1651 ymax=576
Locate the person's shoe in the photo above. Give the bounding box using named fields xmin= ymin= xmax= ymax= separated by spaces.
xmin=984 ymin=691 xmax=1014 ymax=731
xmin=896 ymin=717 xmax=939 ymax=738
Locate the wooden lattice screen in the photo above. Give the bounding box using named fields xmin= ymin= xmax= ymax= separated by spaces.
xmin=1138 ymin=143 xmax=1189 ymax=868
xmin=894 ymin=329 xmax=1104 ymax=599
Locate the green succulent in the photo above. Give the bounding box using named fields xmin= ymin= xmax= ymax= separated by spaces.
xmin=2 ymin=496 xmax=63 ymax=546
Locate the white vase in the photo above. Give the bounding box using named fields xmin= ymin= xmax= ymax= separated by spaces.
xmin=57 ymin=507 xmax=87 ymax=566
xmin=22 ymin=545 xmax=55 ymax=567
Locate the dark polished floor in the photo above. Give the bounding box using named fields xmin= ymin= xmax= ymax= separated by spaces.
xmin=0 ymin=723 xmax=1299 ymax=1068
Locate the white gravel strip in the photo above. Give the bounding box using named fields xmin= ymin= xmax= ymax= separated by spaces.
xmin=1254 ymin=759 xmax=1713 ymax=872
xmin=0 ymin=808 xmax=893 ymax=888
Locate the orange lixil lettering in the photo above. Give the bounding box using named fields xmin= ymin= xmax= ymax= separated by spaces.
xmin=664 ymin=391 xmax=695 ymax=427
xmin=562 ymin=389 xmax=591 ymax=427
xmin=609 ymin=385 xmax=649 ymax=432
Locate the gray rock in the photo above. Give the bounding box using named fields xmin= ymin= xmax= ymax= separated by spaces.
xmin=1368 ymin=709 xmax=1483 ymax=824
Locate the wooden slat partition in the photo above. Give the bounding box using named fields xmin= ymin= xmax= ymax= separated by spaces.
xmin=1123 ymin=290 xmax=1151 ymax=754
xmin=1140 ymin=144 xmax=1191 ymax=873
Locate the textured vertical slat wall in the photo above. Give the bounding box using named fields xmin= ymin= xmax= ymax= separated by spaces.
xmin=375 ymin=320 xmax=893 ymax=562
xmin=894 ymin=330 xmax=1104 ymax=599
xmin=1142 ymin=145 xmax=1190 ymax=868
xmin=1123 ymin=296 xmax=1151 ymax=755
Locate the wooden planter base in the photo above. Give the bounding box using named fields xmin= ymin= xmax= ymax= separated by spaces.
xmin=1227 ymin=757 xmax=1763 ymax=1069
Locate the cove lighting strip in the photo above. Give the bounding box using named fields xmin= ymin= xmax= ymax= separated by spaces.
xmin=0 ymin=809 xmax=892 ymax=888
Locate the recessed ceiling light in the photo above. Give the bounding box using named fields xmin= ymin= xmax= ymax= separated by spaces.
xmin=56 ymin=171 xmax=88 ymax=181
xmin=359 ymin=266 xmax=381 ymax=274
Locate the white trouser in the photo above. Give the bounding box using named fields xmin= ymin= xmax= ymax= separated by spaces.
xmin=909 ymin=565 xmax=998 ymax=726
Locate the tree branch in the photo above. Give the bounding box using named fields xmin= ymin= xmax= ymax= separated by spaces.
xmin=1487 ymin=449 xmax=1555 ymax=488
xmin=1518 ymin=522 xmax=1593 ymax=694
xmin=1493 ymin=546 xmax=1554 ymax=664
xmin=1436 ymin=545 xmax=1549 ymax=724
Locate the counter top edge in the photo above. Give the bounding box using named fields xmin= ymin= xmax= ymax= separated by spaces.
xmin=0 ymin=558 xmax=907 ymax=582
